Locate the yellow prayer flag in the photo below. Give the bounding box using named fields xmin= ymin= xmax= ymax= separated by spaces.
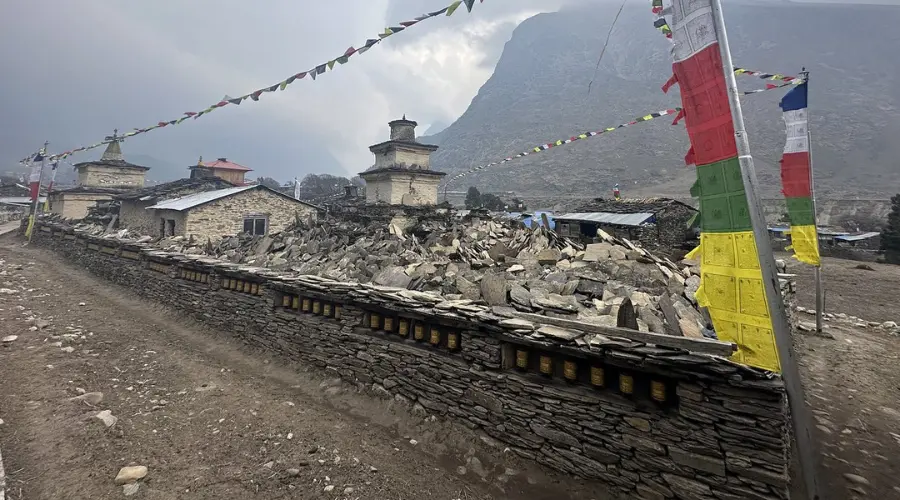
xmin=446 ymin=1 xmax=462 ymax=16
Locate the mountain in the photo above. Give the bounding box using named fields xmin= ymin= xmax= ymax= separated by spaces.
xmin=422 ymin=0 xmax=900 ymax=199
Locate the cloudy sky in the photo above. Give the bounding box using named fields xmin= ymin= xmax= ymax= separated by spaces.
xmin=0 ymin=0 xmax=574 ymax=181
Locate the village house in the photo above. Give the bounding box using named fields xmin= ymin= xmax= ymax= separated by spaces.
xmin=359 ymin=116 xmax=446 ymax=206
xmin=49 ymin=133 xmax=149 ymax=219
xmin=146 ymin=184 xmax=319 ymax=241
xmin=555 ymin=197 xmax=698 ymax=251
xmin=116 ymin=176 xmax=237 ymax=236
xmin=190 ymin=156 xmax=252 ymax=185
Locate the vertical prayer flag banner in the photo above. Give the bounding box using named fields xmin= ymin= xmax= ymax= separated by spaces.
xmin=657 ymin=0 xmax=780 ymax=372
xmin=28 ymin=151 xmax=45 ymax=201
xmin=779 ymin=82 xmax=820 ymax=266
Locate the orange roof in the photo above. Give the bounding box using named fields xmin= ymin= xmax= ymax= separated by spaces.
xmin=200 ymin=157 xmax=252 ymax=172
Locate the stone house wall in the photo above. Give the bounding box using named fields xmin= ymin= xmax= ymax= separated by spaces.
xmin=77 ymin=165 xmax=146 ymax=189
xmin=180 ymin=188 xmax=315 ymax=242
xmin=646 ymin=204 xmax=697 ymax=250
xmin=364 ymin=172 xmax=442 ymax=206
xmin=31 ymin=221 xmax=794 ymax=500
xmin=154 ymin=209 xmax=187 ymax=238
xmin=51 ymin=193 xmax=115 ymax=220
xmin=119 ymin=200 xmax=157 ymax=236
xmin=207 ymin=168 xmax=247 ymax=185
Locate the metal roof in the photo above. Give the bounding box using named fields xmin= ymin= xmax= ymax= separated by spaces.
xmin=555 ymin=212 xmax=655 ymax=227
xmin=198 ymin=158 xmax=252 ymax=172
xmin=834 ymin=232 xmax=880 ymax=242
xmin=0 ymin=196 xmax=45 ymax=206
xmin=147 ymin=185 xmax=257 ymax=211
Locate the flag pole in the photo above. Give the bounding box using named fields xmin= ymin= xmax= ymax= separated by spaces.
xmin=26 ymin=141 xmax=49 ymax=244
xmin=709 ymin=1 xmax=821 ymax=498
xmin=802 ymin=69 xmax=825 ymax=334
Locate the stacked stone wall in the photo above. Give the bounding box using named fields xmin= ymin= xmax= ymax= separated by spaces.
xmin=31 ymin=222 xmax=793 ymax=500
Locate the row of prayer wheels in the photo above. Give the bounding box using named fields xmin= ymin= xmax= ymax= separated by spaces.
xmin=281 ymin=294 xmax=342 ymax=319
xmin=148 ymin=261 xmax=169 ymax=274
xmin=368 ymin=313 xmax=461 ymax=351
xmin=179 ymin=268 xmax=209 ymax=283
xmin=515 ymin=348 xmax=669 ymax=403
xmin=222 ymin=277 xmax=264 ymax=295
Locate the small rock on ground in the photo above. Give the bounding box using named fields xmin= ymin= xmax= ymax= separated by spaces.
xmin=843 ymin=473 xmax=870 ymax=486
xmin=115 ymin=465 xmax=148 ymax=485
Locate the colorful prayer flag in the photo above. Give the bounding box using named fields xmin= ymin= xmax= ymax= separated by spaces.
xmin=28 ymin=151 xmax=44 ymax=201
xmin=779 ymin=82 xmax=820 ymax=266
xmin=659 ymin=0 xmax=780 ymax=372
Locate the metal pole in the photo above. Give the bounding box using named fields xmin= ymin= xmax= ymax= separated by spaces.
xmin=709 ymin=1 xmax=820 ymax=499
xmin=802 ymin=69 xmax=825 ymax=334
xmin=27 ymin=141 xmax=49 ymax=244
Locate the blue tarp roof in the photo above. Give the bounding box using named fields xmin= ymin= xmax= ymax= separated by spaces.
xmin=522 ymin=211 xmax=555 ymax=230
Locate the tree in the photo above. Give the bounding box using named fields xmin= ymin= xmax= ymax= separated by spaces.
xmin=296 ymin=174 xmax=354 ymax=198
xmin=480 ymin=193 xmax=506 ymax=211
xmin=465 ymin=186 xmax=482 ymax=209
xmin=881 ymin=193 xmax=900 ymax=264
xmin=255 ymin=176 xmax=281 ymax=190
xmin=509 ymin=197 xmax=527 ymax=211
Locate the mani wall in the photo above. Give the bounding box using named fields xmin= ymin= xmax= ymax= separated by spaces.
xmin=31 ymin=221 xmax=793 ymax=500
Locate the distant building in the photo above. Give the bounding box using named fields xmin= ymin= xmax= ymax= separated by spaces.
xmin=359 ymin=116 xmax=446 ymax=206
xmin=116 ymin=176 xmax=237 ymax=236
xmin=189 ymin=157 xmax=252 ymax=185
xmin=555 ymin=197 xmax=698 ymax=250
xmin=145 ymin=184 xmax=318 ymax=241
xmin=49 ymin=133 xmax=149 ymax=219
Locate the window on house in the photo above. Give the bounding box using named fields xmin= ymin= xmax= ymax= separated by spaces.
xmin=243 ymin=216 xmax=268 ymax=236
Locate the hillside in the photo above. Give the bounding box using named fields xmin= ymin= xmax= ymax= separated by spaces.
xmin=422 ymin=0 xmax=900 ymax=198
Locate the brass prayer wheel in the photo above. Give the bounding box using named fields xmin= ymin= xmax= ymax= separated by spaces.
xmin=590 ymin=366 xmax=605 ymax=387
xmin=291 ymin=296 xmax=300 ymax=309
xmin=243 ymin=281 xmax=252 ymax=293
xmin=250 ymin=283 xmax=258 ymax=294
xmin=323 ymin=303 xmax=332 ymax=317
xmin=446 ymin=332 xmax=459 ymax=350
xmin=429 ymin=327 xmax=441 ymax=346
xmin=334 ymin=305 xmax=342 ymax=319
xmin=398 ymin=319 xmax=409 ymax=336
xmin=282 ymin=295 xmax=291 ymax=307
xmin=369 ymin=313 xmax=381 ymax=329
xmin=539 ymin=355 xmax=553 ymax=375
xmin=651 ymin=380 xmax=667 ymax=402
xmin=301 ymin=298 xmax=311 ymax=312
xmin=619 ymin=373 xmax=635 ymax=395
xmin=312 ymin=300 xmax=321 ymax=314
xmin=515 ymin=350 xmax=528 ymax=370
xmin=414 ymin=323 xmax=425 ymax=341
xmin=383 ymin=316 xmax=394 ymax=332
xmin=222 ymin=278 xmax=231 ymax=288
xmin=563 ymin=360 xmax=577 ymax=381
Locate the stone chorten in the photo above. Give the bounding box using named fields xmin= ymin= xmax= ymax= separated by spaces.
xmin=358 ymin=116 xmax=445 ymax=206
xmin=71 ymin=130 xmax=149 ymax=189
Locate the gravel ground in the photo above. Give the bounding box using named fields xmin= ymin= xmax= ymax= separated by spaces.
xmin=0 ymin=237 xmax=610 ymax=500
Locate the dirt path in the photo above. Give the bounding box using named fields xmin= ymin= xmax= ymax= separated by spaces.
xmin=785 ymin=256 xmax=900 ymax=499
xmin=0 ymin=239 xmax=607 ymax=500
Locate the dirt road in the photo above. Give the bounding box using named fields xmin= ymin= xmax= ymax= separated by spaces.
xmin=785 ymin=256 xmax=900 ymax=499
xmin=0 ymin=238 xmax=607 ymax=500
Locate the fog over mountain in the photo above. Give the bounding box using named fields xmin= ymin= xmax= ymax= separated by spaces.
xmin=422 ymin=0 xmax=900 ymax=198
